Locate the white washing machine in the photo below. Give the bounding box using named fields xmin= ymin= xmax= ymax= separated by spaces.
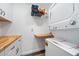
xmin=46 ymin=38 xmax=79 ymax=56
xmin=46 ymin=3 xmax=79 ymax=56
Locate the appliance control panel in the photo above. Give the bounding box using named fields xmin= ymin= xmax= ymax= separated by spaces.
xmin=49 ymin=14 xmax=79 ymax=31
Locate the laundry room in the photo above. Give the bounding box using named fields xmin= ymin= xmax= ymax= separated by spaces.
xmin=0 ymin=2 xmax=79 ymax=56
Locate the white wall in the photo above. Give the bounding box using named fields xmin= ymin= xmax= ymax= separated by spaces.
xmin=0 ymin=3 xmax=52 ymax=55
xmin=0 ymin=3 xmax=13 ymax=35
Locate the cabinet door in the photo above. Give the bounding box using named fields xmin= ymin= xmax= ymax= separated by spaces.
xmin=5 ymin=41 xmax=16 ymax=56
xmin=5 ymin=39 xmax=22 ymax=56
xmin=15 ymin=39 xmax=22 ymax=56
xmin=0 ymin=51 xmax=5 ymax=56
xmin=7 ymin=48 xmax=17 ymax=56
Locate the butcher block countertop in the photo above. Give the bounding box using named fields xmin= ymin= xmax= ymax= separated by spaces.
xmin=0 ymin=35 xmax=22 ymax=53
xmin=34 ymin=32 xmax=54 ymax=38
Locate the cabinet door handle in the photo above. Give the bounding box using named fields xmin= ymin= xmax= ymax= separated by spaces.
xmin=10 ymin=46 xmax=15 ymax=50
xmin=16 ymin=48 xmax=19 ymax=55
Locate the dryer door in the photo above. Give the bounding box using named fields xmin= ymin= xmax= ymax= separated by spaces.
xmin=50 ymin=3 xmax=74 ymax=24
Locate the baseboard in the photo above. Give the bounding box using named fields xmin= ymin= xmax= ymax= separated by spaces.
xmin=26 ymin=49 xmax=45 ymax=56
xmin=21 ymin=48 xmax=45 ymax=56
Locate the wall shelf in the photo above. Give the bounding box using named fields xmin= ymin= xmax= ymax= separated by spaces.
xmin=33 ymin=32 xmax=54 ymax=38
xmin=0 ymin=16 xmax=12 ymax=23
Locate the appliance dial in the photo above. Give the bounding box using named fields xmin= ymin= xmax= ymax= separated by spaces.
xmin=70 ymin=20 xmax=76 ymax=25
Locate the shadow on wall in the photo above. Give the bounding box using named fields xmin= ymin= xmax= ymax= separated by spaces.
xmin=0 ymin=23 xmax=12 ymax=35
xmin=32 ymin=16 xmax=48 ymax=26
xmin=32 ymin=37 xmax=45 ymax=50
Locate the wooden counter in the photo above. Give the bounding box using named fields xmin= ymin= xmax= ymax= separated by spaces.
xmin=0 ymin=35 xmax=21 ymax=53
xmin=34 ymin=32 xmax=54 ymax=38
